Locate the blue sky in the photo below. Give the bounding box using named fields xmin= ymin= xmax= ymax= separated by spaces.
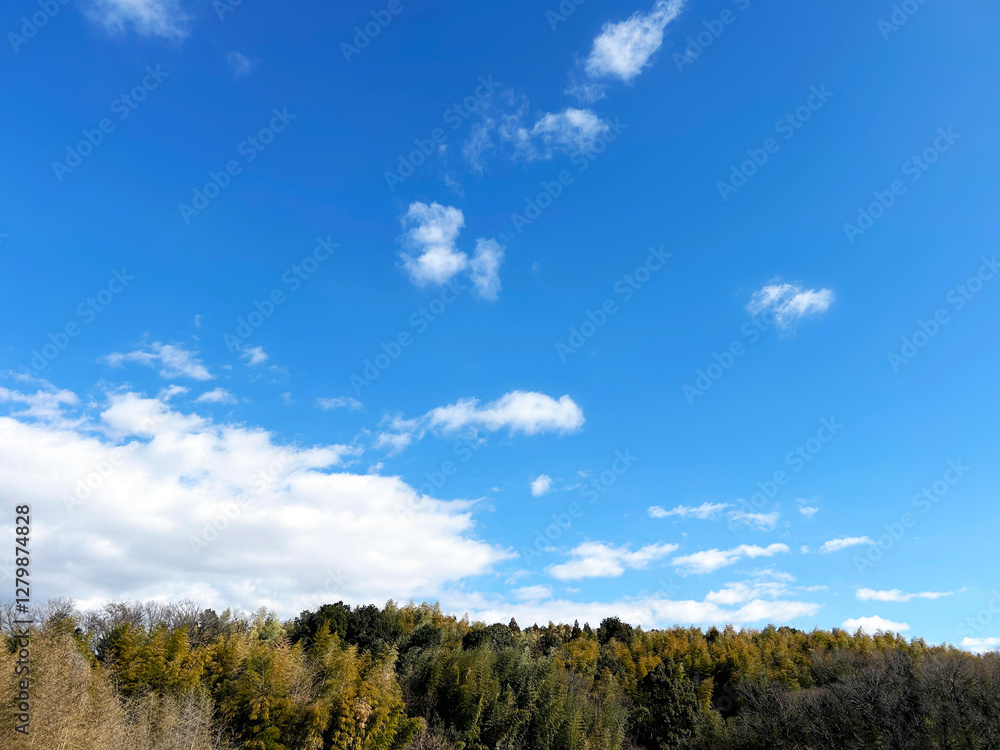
xmin=1 ymin=0 xmax=999 ymax=649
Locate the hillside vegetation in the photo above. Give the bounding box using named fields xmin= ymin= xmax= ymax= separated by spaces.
xmin=2 ymin=599 xmax=998 ymax=749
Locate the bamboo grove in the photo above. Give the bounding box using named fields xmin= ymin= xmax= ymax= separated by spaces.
xmin=2 ymin=599 xmax=999 ymax=749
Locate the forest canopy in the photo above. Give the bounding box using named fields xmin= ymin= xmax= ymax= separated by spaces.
xmin=2 ymin=598 xmax=998 ymax=750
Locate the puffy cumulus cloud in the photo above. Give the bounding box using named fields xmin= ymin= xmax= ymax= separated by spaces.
xmin=547 ymin=542 xmax=678 ymax=581
xmin=376 ymin=391 xmax=584 ymax=453
xmin=856 ymin=588 xmax=955 ymax=602
xmin=529 ymin=108 xmax=610 ymax=158
xmin=821 ymin=536 xmax=874 ymax=553
xmin=241 ymin=345 xmax=268 ymax=366
xmin=961 ymin=637 xmax=1000 ymax=654
xmin=104 ymin=342 xmax=213 ymax=381
xmin=530 ymin=474 xmax=553 ymax=497
xmin=705 ymin=570 xmax=800 ymax=606
xmin=195 ymin=388 xmax=237 ymax=405
xmin=400 ymin=202 xmax=468 ymax=286
xmin=85 ymin=0 xmax=190 ymax=40
xmin=673 ymin=543 xmax=790 ymax=575
xmin=648 ymin=502 xmax=728 ymax=520
xmin=747 ymin=280 xmax=835 ymax=329
xmin=842 ymin=616 xmax=910 ymax=634
xmin=0 ymin=381 xmax=512 ymax=616
xmin=453 ymin=589 xmax=820 ymax=632
xmin=399 ymin=203 xmax=504 ymax=297
xmin=585 ymin=0 xmax=687 ymax=82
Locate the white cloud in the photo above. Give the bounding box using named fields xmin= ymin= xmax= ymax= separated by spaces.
xmin=470 ymin=238 xmax=505 ymax=300
xmin=565 ymin=80 xmax=608 ymax=105
xmin=377 ymin=391 xmax=583 ymax=453
xmin=821 ymin=536 xmax=874 ymax=553
xmin=747 ymin=280 xmax=835 ymax=329
xmin=529 ymin=108 xmax=610 ymax=157
xmin=548 ymin=542 xmax=679 ymax=581
xmin=400 ymin=203 xmax=504 ymax=297
xmin=842 ymin=616 xmax=910 ymax=634
xmin=374 ymin=428 xmax=419 ymax=455
xmin=104 ymin=342 xmax=213 ymax=381
xmin=673 ymin=544 xmax=790 ymax=575
xmin=0 ymin=380 xmax=80 ymax=423
xmin=0 ymin=381 xmax=513 ymax=615
xmin=193 ymin=314 xmax=201 ymax=328
xmin=530 ymin=474 xmax=553 ymax=497
xmin=280 ymin=392 xmax=294 ymax=406
xmin=512 ymin=585 xmax=553 ymax=602
xmin=427 ymin=391 xmax=585 ymax=436
xmin=462 ymin=95 xmax=609 ymax=168
xmin=241 ymin=345 xmax=268 ymax=366
xmin=228 ymin=51 xmax=256 ymax=77
xmin=585 ymin=0 xmax=687 ymax=82
xmin=401 ymin=202 xmax=468 ymax=286
xmin=85 ymin=0 xmax=190 ymax=40
xmin=798 ymin=501 xmax=820 ymax=519
xmin=195 ymin=388 xmax=237 ymax=405
xmin=463 ymin=122 xmax=495 ymax=174
xmin=727 ymin=509 xmax=780 ymax=531
xmin=705 ymin=572 xmax=797 ymax=606
xmin=856 ymin=588 xmax=954 ymax=603
xmin=648 ymin=502 xmax=728 ymax=520
xmin=505 ymin=570 xmax=532 ymax=585
xmin=316 ymin=397 xmax=363 ymax=411
xmin=458 ymin=589 xmax=820 ymax=632
xmin=961 ymin=637 xmax=1000 ymax=654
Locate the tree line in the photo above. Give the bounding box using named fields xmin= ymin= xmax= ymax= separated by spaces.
xmin=2 ymin=598 xmax=998 ymax=749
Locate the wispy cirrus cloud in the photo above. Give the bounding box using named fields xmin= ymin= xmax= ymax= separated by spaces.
xmin=464 ymin=101 xmax=611 ymax=170
xmin=195 ymin=388 xmax=236 ymax=405
xmin=228 ymin=51 xmax=257 ymax=77
xmin=104 ymin=342 xmax=213 ymax=381
xmin=821 ymin=536 xmax=874 ymax=553
xmin=747 ymin=280 xmax=835 ymax=329
xmin=85 ymin=0 xmax=191 ymax=40
xmin=316 ymin=397 xmax=363 ymax=411
xmin=727 ymin=509 xmax=780 ymax=531
xmin=648 ymin=502 xmax=729 ymax=520
xmin=0 ymin=379 xmax=79 ymax=423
